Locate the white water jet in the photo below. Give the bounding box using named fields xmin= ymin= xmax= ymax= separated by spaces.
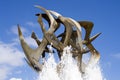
xmin=37 ymin=46 xmax=106 ymax=80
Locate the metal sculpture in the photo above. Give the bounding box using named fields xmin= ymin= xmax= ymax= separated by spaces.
xmin=18 ymin=5 xmax=101 ymax=73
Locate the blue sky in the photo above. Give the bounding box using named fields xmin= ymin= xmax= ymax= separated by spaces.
xmin=0 ymin=0 xmax=120 ymax=80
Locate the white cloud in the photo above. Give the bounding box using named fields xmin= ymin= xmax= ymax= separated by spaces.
xmin=15 ymin=70 xmax=22 ymax=74
xmin=11 ymin=25 xmax=38 ymax=48
xmin=0 ymin=66 xmax=11 ymax=80
xmin=11 ymin=25 xmax=28 ymax=35
xmin=0 ymin=41 xmax=25 ymax=80
xmin=26 ymin=21 xmax=39 ymax=27
xmin=24 ymin=36 xmax=38 ymax=47
xmin=26 ymin=21 xmax=49 ymax=30
xmin=111 ymin=53 xmax=120 ymax=59
xmin=0 ymin=42 xmax=24 ymax=66
xmin=10 ymin=78 xmax=22 ymax=80
xmin=12 ymin=35 xmax=38 ymax=48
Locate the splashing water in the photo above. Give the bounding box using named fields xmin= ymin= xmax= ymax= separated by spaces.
xmin=37 ymin=46 xmax=106 ymax=80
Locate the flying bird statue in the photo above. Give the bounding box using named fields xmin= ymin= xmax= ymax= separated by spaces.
xmin=18 ymin=5 xmax=101 ymax=74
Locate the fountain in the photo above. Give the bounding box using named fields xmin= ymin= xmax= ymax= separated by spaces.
xmin=18 ymin=5 xmax=105 ymax=80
